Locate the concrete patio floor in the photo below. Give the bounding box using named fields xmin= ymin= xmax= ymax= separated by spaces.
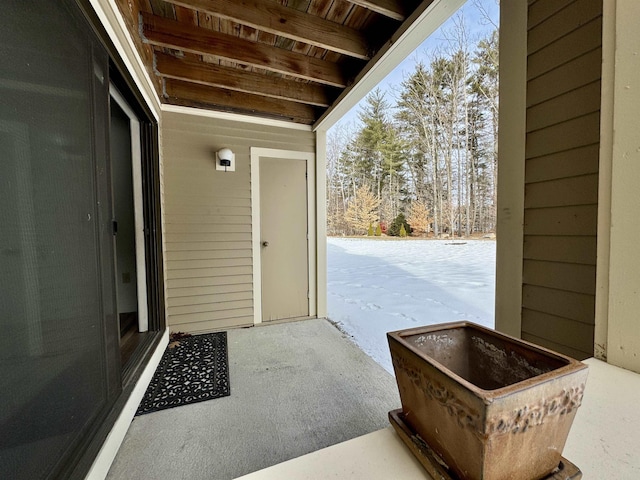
xmin=106 ymin=319 xmax=401 ymax=480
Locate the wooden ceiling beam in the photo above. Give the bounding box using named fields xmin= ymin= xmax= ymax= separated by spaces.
xmin=164 ymin=78 xmax=318 ymax=124
xmin=163 ymin=0 xmax=371 ymax=60
xmin=142 ymin=12 xmax=350 ymax=87
xmin=155 ymin=53 xmax=335 ymax=107
xmin=345 ymin=0 xmax=406 ymax=21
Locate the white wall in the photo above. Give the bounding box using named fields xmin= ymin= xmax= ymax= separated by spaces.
xmin=598 ymin=0 xmax=640 ymax=374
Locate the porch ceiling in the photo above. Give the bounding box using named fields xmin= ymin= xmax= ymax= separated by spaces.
xmin=115 ymin=0 xmax=432 ymax=125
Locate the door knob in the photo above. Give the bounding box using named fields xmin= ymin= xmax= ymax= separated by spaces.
xmin=262 ymin=241 xmax=269 ymax=247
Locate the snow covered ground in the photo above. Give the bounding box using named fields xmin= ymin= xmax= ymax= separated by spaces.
xmin=327 ymin=237 xmax=496 ymax=374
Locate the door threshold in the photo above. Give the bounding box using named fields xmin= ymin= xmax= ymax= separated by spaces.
xmin=256 ymin=316 xmax=317 ymax=327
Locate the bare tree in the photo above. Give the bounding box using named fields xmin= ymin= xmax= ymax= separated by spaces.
xmin=344 ymin=186 xmax=381 ymax=235
xmin=327 ymin=122 xmax=357 ymax=235
xmin=407 ymin=199 xmax=432 ymax=235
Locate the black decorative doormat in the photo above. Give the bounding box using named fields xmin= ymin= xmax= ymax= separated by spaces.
xmin=136 ymin=332 xmax=230 ymax=416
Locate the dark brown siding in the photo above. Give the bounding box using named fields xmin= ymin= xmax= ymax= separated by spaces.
xmin=523 ymin=0 xmax=602 ymax=359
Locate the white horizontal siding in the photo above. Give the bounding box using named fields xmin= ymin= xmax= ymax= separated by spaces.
xmin=162 ymin=110 xmax=314 ymax=333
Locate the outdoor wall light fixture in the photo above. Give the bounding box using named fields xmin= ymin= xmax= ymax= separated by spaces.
xmin=215 ymin=147 xmax=235 ymax=172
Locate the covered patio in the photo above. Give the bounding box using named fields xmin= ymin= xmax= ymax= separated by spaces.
xmin=106 ymin=319 xmax=640 ymax=479
xmin=105 ymin=319 xmax=399 ymax=479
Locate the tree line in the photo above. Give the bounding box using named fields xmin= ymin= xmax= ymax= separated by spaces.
xmin=327 ymin=20 xmax=498 ymax=238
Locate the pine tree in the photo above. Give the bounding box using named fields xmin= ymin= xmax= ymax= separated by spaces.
xmin=367 ymin=223 xmax=374 ymax=236
xmin=375 ymin=224 xmax=382 ymax=236
xmin=388 ymin=213 xmax=411 ymax=237
xmin=400 ymin=224 xmax=407 ymax=237
xmin=350 ymin=89 xmax=407 ymax=227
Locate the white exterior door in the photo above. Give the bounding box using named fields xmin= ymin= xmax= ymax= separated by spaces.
xmin=259 ymin=157 xmax=309 ymax=322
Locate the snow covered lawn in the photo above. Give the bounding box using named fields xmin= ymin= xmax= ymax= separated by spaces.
xmin=327 ymin=237 xmax=496 ymax=374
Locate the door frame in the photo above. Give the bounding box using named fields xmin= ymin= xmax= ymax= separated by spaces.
xmin=250 ymin=147 xmax=316 ymax=325
xmin=109 ymin=84 xmax=148 ymax=332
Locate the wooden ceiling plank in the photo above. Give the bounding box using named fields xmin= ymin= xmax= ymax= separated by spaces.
xmin=323 ymin=51 xmax=342 ymax=63
xmin=197 ymin=13 xmax=220 ymax=64
xmin=327 ymin=0 xmax=355 ymax=24
xmin=113 ymin=0 xmax=163 ymax=94
xmin=275 ymin=36 xmax=297 ymax=51
xmin=345 ymin=0 xmax=406 ymax=21
xmin=174 ymin=5 xmax=198 ymax=23
xmin=240 ymin=24 xmax=260 ymax=43
xmin=141 ymin=0 xmax=153 ymax=13
xmin=142 ymin=12 xmax=351 ymax=87
xmin=344 ymin=0 xmax=376 ymax=29
xmin=219 ymin=17 xmax=237 ymax=36
xmin=149 ymin=0 xmax=176 ymax=18
xmin=163 ymin=0 xmax=371 ymax=60
xmin=155 ymin=53 xmax=334 ymax=106
xmin=285 ymin=0 xmax=312 ymax=11
xmin=292 ymin=41 xmax=313 ymax=56
xmin=164 ymin=98 xmax=316 ymax=124
xmin=164 ymin=78 xmax=318 ymax=123
xmin=307 ymin=0 xmax=333 ymax=19
xmin=257 ymin=30 xmax=278 ymax=46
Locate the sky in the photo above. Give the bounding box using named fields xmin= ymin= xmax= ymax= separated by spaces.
xmin=332 ymin=0 xmax=499 ymax=130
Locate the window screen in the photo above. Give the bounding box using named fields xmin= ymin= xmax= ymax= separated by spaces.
xmin=0 ymin=1 xmax=120 ymax=478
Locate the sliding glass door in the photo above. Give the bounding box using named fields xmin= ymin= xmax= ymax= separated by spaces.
xmin=0 ymin=1 xmax=121 ymax=478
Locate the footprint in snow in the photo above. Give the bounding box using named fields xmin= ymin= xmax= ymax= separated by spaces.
xmin=425 ymin=297 xmax=445 ymax=306
xmin=391 ymin=312 xmax=417 ymax=322
xmin=359 ymin=302 xmax=381 ymax=311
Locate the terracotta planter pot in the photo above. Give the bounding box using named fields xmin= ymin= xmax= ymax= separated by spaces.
xmin=388 ymin=321 xmax=588 ymax=480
